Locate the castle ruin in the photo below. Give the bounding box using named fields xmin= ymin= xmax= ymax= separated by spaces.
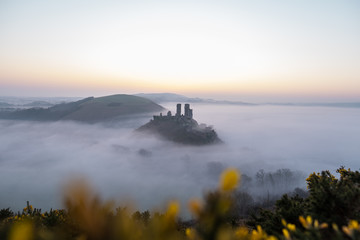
xmin=153 ymin=103 xmax=193 ymax=121
xmin=141 ymin=103 xmax=220 ymax=145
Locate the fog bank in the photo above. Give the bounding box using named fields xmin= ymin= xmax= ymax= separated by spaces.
xmin=1 ymin=104 xmax=359 ymax=214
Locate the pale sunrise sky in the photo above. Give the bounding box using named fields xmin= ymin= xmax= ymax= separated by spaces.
xmin=0 ymin=0 xmax=359 ymax=102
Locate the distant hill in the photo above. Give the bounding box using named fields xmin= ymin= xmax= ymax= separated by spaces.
xmin=136 ymin=93 xmax=360 ymax=109
xmin=0 ymin=94 xmax=164 ymax=123
xmin=265 ymin=102 xmax=360 ymax=108
xmin=135 ymin=93 xmax=197 ymax=103
xmin=0 ymin=102 xmax=13 ymax=107
xmin=23 ymin=101 xmax=53 ymax=107
xmin=135 ymin=93 xmax=254 ymax=105
xmin=0 ymin=96 xmax=81 ymax=109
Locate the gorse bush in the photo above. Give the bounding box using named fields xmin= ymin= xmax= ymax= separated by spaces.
xmin=306 ymin=167 xmax=360 ymax=225
xmin=249 ymin=167 xmax=360 ymax=239
xmin=1 ymin=167 xmax=360 ymax=240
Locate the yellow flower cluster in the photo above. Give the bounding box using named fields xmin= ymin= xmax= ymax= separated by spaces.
xmin=298 ymin=216 xmax=328 ymax=230
xmin=342 ymin=220 xmax=360 ymax=238
xmin=248 ymin=225 xmax=277 ymax=240
xmin=281 ymin=219 xmax=296 ymax=240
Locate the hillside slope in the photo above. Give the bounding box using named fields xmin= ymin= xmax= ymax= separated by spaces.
xmin=0 ymin=94 xmax=164 ymax=123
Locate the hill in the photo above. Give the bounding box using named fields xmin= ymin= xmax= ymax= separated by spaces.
xmin=0 ymin=102 xmax=13 ymax=107
xmin=0 ymin=94 xmax=164 ymax=123
xmin=136 ymin=93 xmax=360 ymax=109
xmin=23 ymin=101 xmax=53 ymax=107
xmin=135 ymin=92 xmax=254 ymax=105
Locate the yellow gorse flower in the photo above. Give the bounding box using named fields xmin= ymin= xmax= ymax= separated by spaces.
xmin=299 ymin=216 xmax=308 ymax=229
xmin=287 ymin=223 xmax=296 ymax=232
xmin=314 ymin=220 xmax=319 ymax=228
xmin=219 ymin=168 xmax=241 ymax=192
xmin=306 ymin=216 xmax=312 ymax=225
xmin=342 ymin=226 xmax=352 ymax=237
xmin=349 ymin=220 xmax=359 ymax=230
xmin=185 ymin=228 xmax=196 ymax=239
xmin=247 ymin=225 xmax=277 ymax=240
xmin=299 ymin=215 xmax=315 ymax=229
xmin=166 ymin=201 xmax=179 ymax=218
xmin=235 ymin=227 xmax=248 ymax=238
xmin=282 ymin=229 xmax=291 ymax=240
xmin=188 ymin=199 xmax=202 ymax=216
xmin=342 ymin=220 xmax=360 ymax=237
xmin=319 ymin=223 xmax=328 ymax=229
xmin=9 ymin=222 xmax=33 ymax=240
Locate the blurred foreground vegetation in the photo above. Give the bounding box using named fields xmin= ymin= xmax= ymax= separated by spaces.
xmin=1 ymin=167 xmax=359 ymax=240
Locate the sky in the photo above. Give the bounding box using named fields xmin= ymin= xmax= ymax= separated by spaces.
xmin=1 ymin=0 xmax=360 ymax=102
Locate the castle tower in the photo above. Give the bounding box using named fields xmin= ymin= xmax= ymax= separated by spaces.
xmin=176 ymin=103 xmax=181 ymax=116
xmin=184 ymin=104 xmax=190 ymax=117
xmin=184 ymin=104 xmax=193 ymax=119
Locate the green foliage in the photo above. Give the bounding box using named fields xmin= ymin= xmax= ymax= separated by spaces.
xmin=0 ymin=208 xmax=14 ymax=221
xmin=249 ymin=167 xmax=360 ymax=239
xmin=132 ymin=210 xmax=151 ymax=225
xmin=248 ymin=194 xmax=305 ymax=237
xmin=276 ymin=195 xmax=306 ymax=227
xmin=306 ymin=167 xmax=360 ymax=226
xmin=248 ymin=207 xmax=282 ymax=237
